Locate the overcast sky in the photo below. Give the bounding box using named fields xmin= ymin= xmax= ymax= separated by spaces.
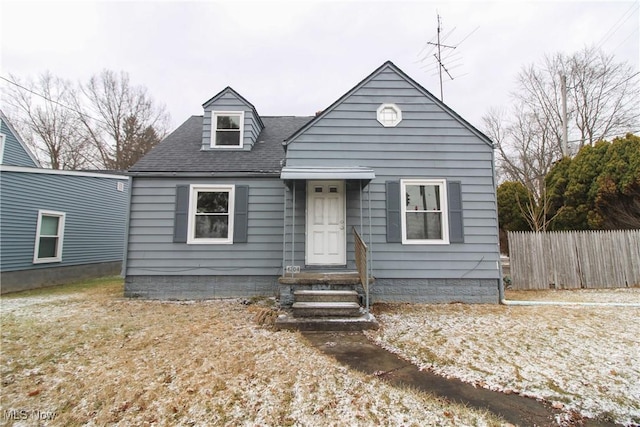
xmin=2 ymin=0 xmax=639 ymax=131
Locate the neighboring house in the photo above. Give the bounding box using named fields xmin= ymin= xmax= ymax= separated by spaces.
xmin=0 ymin=110 xmax=130 ymax=293
xmin=124 ymin=61 xmax=501 ymax=304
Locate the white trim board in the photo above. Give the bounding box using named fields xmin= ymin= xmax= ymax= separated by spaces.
xmin=0 ymin=165 xmax=129 ymax=180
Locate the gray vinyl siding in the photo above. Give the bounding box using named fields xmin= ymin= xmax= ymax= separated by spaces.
xmin=283 ymin=182 xmax=306 ymax=268
xmin=125 ymin=176 xmax=285 ymax=277
xmin=0 ymin=171 xmax=129 ymax=272
xmin=1 ymin=118 xmax=38 ymax=167
xmin=202 ymin=92 xmax=262 ymax=150
xmin=285 ymin=67 xmax=499 ymax=281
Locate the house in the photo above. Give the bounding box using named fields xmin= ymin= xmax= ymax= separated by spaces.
xmin=124 ymin=61 xmax=502 ymax=307
xmin=0 ymin=110 xmax=130 ymax=293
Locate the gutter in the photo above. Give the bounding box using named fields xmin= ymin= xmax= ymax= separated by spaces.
xmin=126 ymin=171 xmax=281 ymax=178
xmin=0 ymin=165 xmax=129 ymax=180
xmin=501 ymin=299 xmax=640 ymax=307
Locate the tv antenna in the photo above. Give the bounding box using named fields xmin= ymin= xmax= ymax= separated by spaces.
xmin=418 ymin=13 xmax=478 ymax=102
xmin=428 ymin=14 xmax=456 ymax=101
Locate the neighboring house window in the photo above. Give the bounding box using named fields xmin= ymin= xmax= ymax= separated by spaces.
xmin=211 ymin=111 xmax=244 ymax=147
xmin=33 ymin=210 xmax=66 ymax=263
xmin=401 ymin=179 xmax=449 ymax=244
xmin=0 ymin=134 xmax=5 ymax=163
xmin=187 ymin=185 xmax=235 ymax=244
xmin=377 ymin=103 xmax=402 ymax=127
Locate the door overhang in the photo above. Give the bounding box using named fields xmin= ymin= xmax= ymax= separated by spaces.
xmin=280 ymin=166 xmax=375 ymax=184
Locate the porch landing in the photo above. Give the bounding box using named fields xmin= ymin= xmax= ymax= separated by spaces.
xmin=278 ymin=270 xmax=375 ymax=286
xmin=278 ymin=271 xmax=366 ymax=286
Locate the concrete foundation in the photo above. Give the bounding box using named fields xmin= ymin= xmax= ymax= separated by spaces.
xmin=124 ymin=275 xmax=279 ymax=300
xmin=123 ymin=275 xmax=499 ymax=303
xmin=371 ymin=278 xmax=500 ymax=304
xmin=1 ymin=261 xmax=122 ymax=294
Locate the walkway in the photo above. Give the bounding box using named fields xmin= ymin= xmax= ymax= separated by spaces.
xmin=303 ymin=332 xmax=619 ymax=427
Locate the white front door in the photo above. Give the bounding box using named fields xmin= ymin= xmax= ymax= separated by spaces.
xmin=306 ymin=180 xmax=346 ymax=265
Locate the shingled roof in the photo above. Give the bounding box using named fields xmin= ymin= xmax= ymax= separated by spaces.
xmin=129 ymin=115 xmax=312 ymax=175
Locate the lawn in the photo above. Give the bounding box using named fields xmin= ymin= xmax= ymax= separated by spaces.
xmin=1 ymin=278 xmax=502 ymax=426
xmin=366 ymin=288 xmax=640 ymax=426
xmin=3 ymin=279 xmax=638 ymax=426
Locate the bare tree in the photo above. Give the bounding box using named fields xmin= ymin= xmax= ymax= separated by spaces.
xmin=75 ymin=70 xmax=170 ymax=170
xmin=484 ymin=47 xmax=639 ymax=230
xmin=516 ymin=47 xmax=640 ymax=151
xmin=3 ymin=73 xmax=97 ymax=169
xmin=485 ymin=107 xmax=559 ymax=231
xmin=568 ymin=47 xmax=640 ymax=147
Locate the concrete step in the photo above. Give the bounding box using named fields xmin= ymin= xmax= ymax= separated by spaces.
xmin=275 ymin=312 xmax=379 ymax=331
xmin=279 ymin=271 xmax=363 ymax=286
xmin=292 ymin=301 xmax=362 ymax=318
xmin=294 ymin=290 xmax=359 ymax=303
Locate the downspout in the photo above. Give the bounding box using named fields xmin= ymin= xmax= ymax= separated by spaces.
xmin=291 ymin=180 xmax=296 ymax=277
xmin=359 ymin=180 xmax=369 ymax=314
xmin=120 ymin=176 xmax=133 ymax=278
xmin=282 ymin=183 xmax=287 ymax=277
xmin=490 ymin=145 xmax=505 ymax=304
xmin=359 ymin=180 xmax=363 ymax=234
xmin=367 ymin=183 xmax=372 ymax=313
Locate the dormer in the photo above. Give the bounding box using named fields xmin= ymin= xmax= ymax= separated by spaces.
xmin=201 ymin=87 xmax=264 ymax=151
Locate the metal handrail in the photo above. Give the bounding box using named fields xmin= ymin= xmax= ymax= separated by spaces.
xmin=353 ymin=227 xmax=370 ymax=314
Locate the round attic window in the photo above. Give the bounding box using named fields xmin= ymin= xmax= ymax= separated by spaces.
xmin=377 ymin=103 xmax=402 ymax=127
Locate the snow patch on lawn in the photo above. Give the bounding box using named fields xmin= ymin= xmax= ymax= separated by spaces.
xmin=1 ymin=289 xmax=504 ymax=426
xmin=366 ymin=290 xmax=640 ymax=426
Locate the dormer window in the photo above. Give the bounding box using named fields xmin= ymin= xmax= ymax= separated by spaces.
xmin=377 ymin=103 xmax=402 ymax=127
xmin=212 ymin=111 xmax=244 ymax=148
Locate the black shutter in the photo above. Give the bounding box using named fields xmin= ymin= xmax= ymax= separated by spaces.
xmin=233 ymin=185 xmax=249 ymax=243
xmin=386 ymin=181 xmax=402 ymax=243
xmin=448 ymin=181 xmax=464 ymax=243
xmin=173 ymin=185 xmax=190 ymax=243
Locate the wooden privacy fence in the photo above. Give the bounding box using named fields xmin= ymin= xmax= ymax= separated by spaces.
xmin=508 ymin=230 xmax=640 ymax=290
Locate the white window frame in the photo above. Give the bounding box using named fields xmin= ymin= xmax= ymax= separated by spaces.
xmin=377 ymin=103 xmax=402 ymax=127
xmin=187 ymin=184 xmax=235 ymax=244
xmin=401 ymin=179 xmax=449 ymax=245
xmin=0 ymin=134 xmax=5 ymax=163
xmin=33 ymin=210 xmax=66 ymax=263
xmin=211 ymin=111 xmax=244 ymax=148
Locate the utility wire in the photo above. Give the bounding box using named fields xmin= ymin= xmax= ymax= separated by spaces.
xmin=566 ymin=129 xmax=640 ymax=144
xmin=596 ymin=2 xmax=639 ymax=50
xmin=611 ymin=26 xmax=640 ymax=54
xmin=0 ymin=75 xmax=110 ymax=127
xmin=0 ymin=75 xmax=109 ymax=170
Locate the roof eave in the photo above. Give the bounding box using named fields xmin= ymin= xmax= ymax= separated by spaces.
xmin=127 ymin=170 xmax=282 ymax=178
